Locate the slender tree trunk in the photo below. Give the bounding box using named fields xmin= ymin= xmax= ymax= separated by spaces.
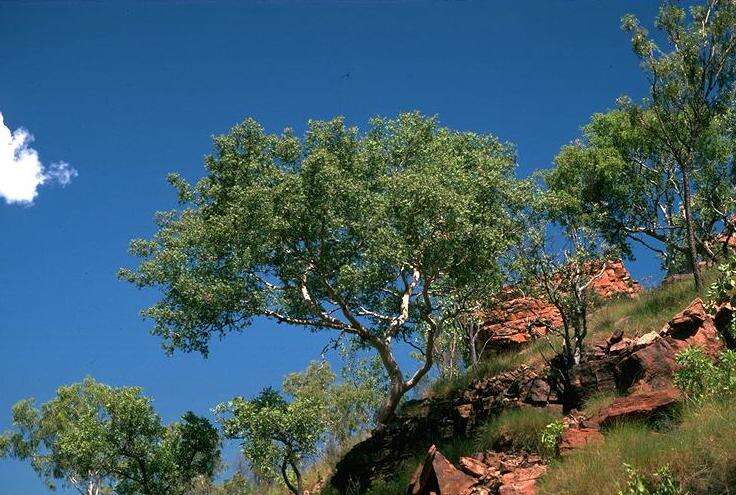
xmin=281 ymin=459 xmax=302 ymax=495
xmin=375 ymin=378 xmax=405 ymax=426
xmin=290 ymin=460 xmax=304 ymax=495
xmin=468 ymin=321 xmax=478 ymax=367
xmin=681 ymin=166 xmax=704 ymax=293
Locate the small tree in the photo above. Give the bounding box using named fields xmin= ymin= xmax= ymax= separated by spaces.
xmin=0 ymin=378 xmax=220 ymax=495
xmin=120 ymin=112 xmax=525 ymax=424
xmin=548 ymin=0 xmax=736 ymax=292
xmin=215 ymin=388 xmax=326 ymax=495
xmin=282 ymin=357 xmax=385 ymax=450
xmin=515 ymin=194 xmax=616 ymax=409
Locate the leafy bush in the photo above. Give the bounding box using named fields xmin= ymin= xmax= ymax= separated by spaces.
xmin=617 ymin=464 xmax=686 ymax=495
xmin=540 ymin=419 xmax=565 ymax=456
xmin=708 ymin=255 xmax=736 ymax=342
xmin=674 ymin=347 xmax=736 ymax=403
xmin=475 ymin=408 xmax=561 ymax=454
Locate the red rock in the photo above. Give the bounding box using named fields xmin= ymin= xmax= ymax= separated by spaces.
xmin=558 ymin=427 xmax=604 ymax=455
xmin=592 ymin=389 xmax=680 ymax=427
xmin=609 ymin=338 xmax=631 ymax=354
xmin=632 ymin=331 xmax=659 ymax=350
xmin=478 ymin=260 xmax=640 ymax=353
xmin=459 ymin=456 xmax=488 ymax=478
xmin=499 ymin=465 xmax=547 ymax=495
xmin=616 ymin=298 xmax=722 ymax=393
xmin=406 ymin=445 xmax=478 ymax=495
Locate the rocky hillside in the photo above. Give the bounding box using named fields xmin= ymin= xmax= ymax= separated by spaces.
xmin=330 ymin=283 xmax=733 ymax=495
xmin=478 ymin=260 xmax=641 ymax=352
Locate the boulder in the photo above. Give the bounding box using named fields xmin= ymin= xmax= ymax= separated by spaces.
xmin=591 ymin=389 xmax=680 ymax=427
xmin=616 ymin=298 xmax=721 ymax=392
xmin=714 ymin=302 xmax=736 ymax=349
xmin=407 ymin=445 xmax=478 ymax=495
xmin=498 ymin=465 xmax=547 ymax=495
xmin=558 ymin=427 xmax=604 ymax=455
xmin=459 ymin=456 xmax=490 ymax=478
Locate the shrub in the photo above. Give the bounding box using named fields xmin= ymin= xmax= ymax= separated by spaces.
xmin=475 ymin=408 xmax=561 ymax=454
xmin=540 ymin=419 xmax=565 ymax=456
xmin=617 ymin=464 xmax=686 ymax=495
xmin=674 ymin=347 xmax=736 ymax=403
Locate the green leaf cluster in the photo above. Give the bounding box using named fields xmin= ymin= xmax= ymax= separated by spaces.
xmin=0 ymin=378 xmax=220 ymax=495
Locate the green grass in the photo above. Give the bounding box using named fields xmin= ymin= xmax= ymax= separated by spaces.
xmin=588 ymin=270 xmax=713 ymax=342
xmin=538 ymin=399 xmax=736 ymax=495
xmin=580 ymin=391 xmax=619 ymax=418
xmin=424 ymin=352 xmax=524 ymax=399
xmin=475 ymin=407 xmax=562 ymax=454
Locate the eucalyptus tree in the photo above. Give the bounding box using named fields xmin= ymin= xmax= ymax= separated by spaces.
xmin=513 ymin=189 xmax=620 ymax=410
xmin=120 ymin=112 xmax=526 ymax=424
xmin=0 ymin=378 xmax=220 ymax=495
xmin=622 ymin=0 xmax=736 ymax=291
xmin=549 ymin=0 xmax=736 ymax=292
xmin=215 ymin=388 xmax=326 ymax=495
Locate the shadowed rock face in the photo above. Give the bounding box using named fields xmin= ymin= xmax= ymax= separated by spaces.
xmin=477 ymin=260 xmax=641 ymax=353
xmin=576 ymin=298 xmax=722 ymax=397
xmin=330 ymin=297 xmax=724 ymax=494
xmin=406 ymin=445 xmax=477 ymax=495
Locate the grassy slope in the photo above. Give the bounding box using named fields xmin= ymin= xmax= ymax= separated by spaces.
xmin=539 ymin=399 xmax=736 ymax=494
xmin=352 ymin=273 xmax=710 ymax=494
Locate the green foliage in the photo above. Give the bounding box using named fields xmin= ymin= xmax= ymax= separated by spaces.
xmin=215 ymin=387 xmax=326 ymax=495
xmin=708 ymin=255 xmax=736 ymax=342
xmin=674 ymin=347 xmax=736 ymax=403
xmin=475 ymin=408 xmax=561 ymax=455
xmin=0 ymin=377 xmax=219 ymax=495
xmin=540 ymin=419 xmax=565 ymax=457
xmin=120 ymin=111 xmax=527 ymax=423
xmin=548 ymin=0 xmax=736 ymax=287
xmin=708 ymin=256 xmax=736 ymax=305
xmin=618 ymin=464 xmax=686 ymax=495
xmin=282 ymin=356 xmax=385 ymax=448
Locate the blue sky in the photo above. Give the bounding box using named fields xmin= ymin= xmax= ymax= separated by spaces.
xmin=1 ymin=1 xmax=671 ymax=492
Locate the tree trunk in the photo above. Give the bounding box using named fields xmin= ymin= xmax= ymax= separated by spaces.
xmin=468 ymin=321 xmax=478 ymax=368
xmin=375 ymin=378 xmax=405 ymax=426
xmin=681 ymin=166 xmax=704 ymax=293
xmin=281 ymin=459 xmax=302 ymax=495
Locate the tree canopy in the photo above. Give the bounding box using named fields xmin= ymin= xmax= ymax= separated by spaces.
xmin=0 ymin=378 xmax=220 ymax=495
xmin=215 ymin=387 xmax=326 ymax=495
xmin=547 ymin=0 xmax=736 ymax=290
xmin=120 ymin=112 xmax=527 ymax=423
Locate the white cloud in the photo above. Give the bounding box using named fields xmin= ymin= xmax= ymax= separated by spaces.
xmin=0 ymin=112 xmax=77 ymax=205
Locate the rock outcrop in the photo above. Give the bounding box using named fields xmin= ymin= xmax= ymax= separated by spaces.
xmin=577 ymin=298 xmax=722 ymax=396
xmin=406 ymin=446 xmax=547 ymax=495
xmin=331 ymin=297 xmax=723 ymax=493
xmin=331 ymin=366 xmax=556 ymax=493
xmin=478 ymin=260 xmax=641 ymax=352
